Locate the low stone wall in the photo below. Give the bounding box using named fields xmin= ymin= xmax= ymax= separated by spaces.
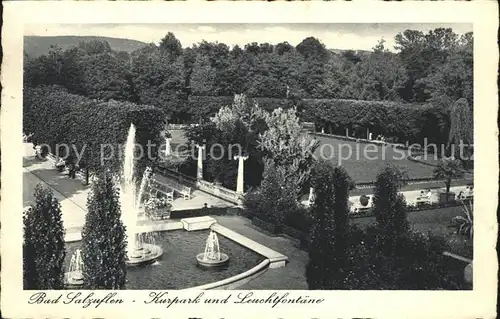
xmin=211 ymin=223 xmax=288 ymax=267
xmin=197 ymin=180 xmax=242 ymax=205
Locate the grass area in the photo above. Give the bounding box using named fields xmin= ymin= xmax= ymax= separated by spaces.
xmin=169 ymin=129 xmax=188 ymax=151
xmin=169 ymin=129 xmax=472 ymax=186
xmin=313 ymin=135 xmax=437 ymax=182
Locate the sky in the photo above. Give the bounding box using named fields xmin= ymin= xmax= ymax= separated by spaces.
xmin=25 ymin=23 xmax=473 ymax=52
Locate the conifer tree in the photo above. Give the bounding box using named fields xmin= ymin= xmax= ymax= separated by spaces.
xmin=306 ymin=162 xmax=353 ymax=289
xmin=23 ymin=184 xmax=66 ymax=289
xmin=81 ymin=172 xmax=127 ymax=289
xmin=372 ymin=165 xmax=409 ymax=234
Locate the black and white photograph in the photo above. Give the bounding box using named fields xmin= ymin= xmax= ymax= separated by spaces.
xmin=1 ymin=2 xmax=498 ymax=319
xmin=20 ymin=22 xmax=476 ymax=290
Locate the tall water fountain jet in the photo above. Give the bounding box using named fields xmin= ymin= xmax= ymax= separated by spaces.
xmin=121 ymin=124 xmax=163 ymax=265
xmin=196 ymin=231 xmax=229 ymax=268
xmin=64 ymin=249 xmax=84 ymax=287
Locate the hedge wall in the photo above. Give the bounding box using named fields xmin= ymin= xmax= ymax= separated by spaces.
xmin=298 ymin=98 xmax=448 ymax=145
xmin=24 ymin=85 xmax=165 ymax=175
xmin=185 ymin=96 xmax=448 ymax=146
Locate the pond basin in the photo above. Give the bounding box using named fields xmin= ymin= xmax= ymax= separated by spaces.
xmin=65 ymin=229 xmax=266 ymax=289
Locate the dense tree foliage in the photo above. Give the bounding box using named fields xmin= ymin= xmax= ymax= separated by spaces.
xmin=184 ymin=94 xmax=318 ymax=190
xmin=306 ymin=164 xmax=465 ymax=289
xmin=23 ymin=184 xmax=66 ymax=289
xmin=24 ymin=29 xmax=473 ymax=130
xmin=81 ymin=173 xmax=127 ymax=289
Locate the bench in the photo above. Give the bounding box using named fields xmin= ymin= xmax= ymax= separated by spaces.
xmin=150 ymin=178 xmax=191 ymax=201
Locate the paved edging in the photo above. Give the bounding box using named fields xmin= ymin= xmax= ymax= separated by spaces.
xmin=183 ymin=259 xmax=270 ymax=290
xmin=211 ymin=223 xmax=288 ymax=267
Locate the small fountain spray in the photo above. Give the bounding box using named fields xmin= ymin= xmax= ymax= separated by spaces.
xmin=121 ymin=124 xmax=163 ymax=265
xmin=64 ymin=249 xmax=84 ymax=287
xmin=196 ymin=231 xmax=229 ymax=268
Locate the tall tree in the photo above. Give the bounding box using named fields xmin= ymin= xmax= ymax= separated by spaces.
xmin=258 ymin=107 xmax=319 ymax=190
xmin=81 ymin=173 xmax=127 ymax=289
xmin=78 ymin=40 xmax=112 ymax=55
xmin=256 ymin=159 xmax=298 ymax=228
xmin=306 ymin=162 xmax=353 ymax=289
xmin=80 ymin=52 xmax=133 ymax=101
xmin=189 ymin=54 xmax=216 ymax=95
xmin=159 ymin=32 xmax=183 ymax=62
xmin=23 ymin=184 xmax=66 ymax=289
xmin=433 ymin=159 xmax=465 ymax=194
xmin=130 ymin=50 xmax=186 ymax=122
xmin=372 ymin=165 xmax=409 ymax=234
xmin=447 ymin=98 xmax=473 ymax=151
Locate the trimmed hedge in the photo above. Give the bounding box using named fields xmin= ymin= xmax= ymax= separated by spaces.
xmin=185 ymin=96 xmax=449 ymax=146
xmin=299 ymin=98 xmax=447 ymax=145
xmin=24 ymin=85 xmax=165 ymax=175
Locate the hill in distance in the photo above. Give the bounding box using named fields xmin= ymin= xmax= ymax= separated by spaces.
xmin=24 ymin=35 xmax=375 ymax=59
xmin=24 ymin=35 xmax=149 ymax=58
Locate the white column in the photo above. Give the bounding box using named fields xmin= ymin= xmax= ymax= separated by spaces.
xmin=234 ymin=155 xmax=249 ymax=194
xmin=308 ymin=187 xmax=315 ymax=206
xmin=165 ymin=137 xmax=172 ymax=156
xmin=196 ymin=145 xmax=205 ymax=181
xmin=345 ymin=128 xmax=349 ymax=137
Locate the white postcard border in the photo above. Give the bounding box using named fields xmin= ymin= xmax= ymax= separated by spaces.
xmin=1 ymin=1 xmax=498 ymax=318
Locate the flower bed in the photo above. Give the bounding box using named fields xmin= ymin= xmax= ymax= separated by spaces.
xmin=144 ymin=197 xmax=172 ymax=220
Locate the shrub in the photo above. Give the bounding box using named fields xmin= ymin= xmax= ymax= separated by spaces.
xmin=23 ymin=184 xmax=66 ymax=289
xmin=359 ymin=194 xmax=370 ymax=206
xmin=372 ymin=165 xmax=409 ymax=234
xmin=450 ymin=200 xmax=473 ymax=239
xmin=344 ymin=227 xmax=463 ymax=289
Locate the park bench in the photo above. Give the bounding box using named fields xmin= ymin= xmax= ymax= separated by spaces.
xmin=149 ymin=181 xmax=174 ymax=202
xmin=180 ymin=186 xmax=191 ymax=200
xmin=150 ymin=177 xmax=192 ymax=201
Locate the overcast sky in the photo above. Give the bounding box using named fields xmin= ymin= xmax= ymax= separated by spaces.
xmin=25 ymin=23 xmax=472 ymax=51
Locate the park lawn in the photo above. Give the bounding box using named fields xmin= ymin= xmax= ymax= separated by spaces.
xmin=313 ymin=135 xmax=437 ymax=182
xmin=169 ymin=129 xmax=188 ymax=150
xmin=169 ymin=129 xmax=464 ymax=184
